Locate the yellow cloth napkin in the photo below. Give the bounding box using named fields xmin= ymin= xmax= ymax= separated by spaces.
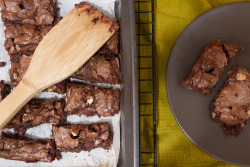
xmin=154 ymin=0 xmax=250 ymax=166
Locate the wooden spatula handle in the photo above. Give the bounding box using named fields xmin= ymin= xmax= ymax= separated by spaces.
xmin=0 ymin=80 xmax=37 ymax=129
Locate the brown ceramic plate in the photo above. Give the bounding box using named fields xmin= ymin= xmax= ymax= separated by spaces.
xmin=166 ymin=2 xmax=250 ymax=166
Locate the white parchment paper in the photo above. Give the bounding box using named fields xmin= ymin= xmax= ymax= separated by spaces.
xmin=0 ymin=0 xmax=120 ymax=166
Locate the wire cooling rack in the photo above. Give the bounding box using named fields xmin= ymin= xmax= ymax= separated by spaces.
xmin=135 ymin=0 xmax=156 ymax=166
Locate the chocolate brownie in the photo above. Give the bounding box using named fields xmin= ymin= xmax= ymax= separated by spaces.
xmin=211 ymin=65 xmax=250 ymax=136
xmin=181 ymin=39 xmax=243 ymax=94
xmin=71 ymin=55 xmax=120 ymax=84
xmin=98 ymin=32 xmax=119 ymax=55
xmin=4 ymin=22 xmax=52 ymax=55
xmin=0 ymin=0 xmax=56 ymax=26
xmin=6 ymin=98 xmax=66 ymax=129
xmin=0 ymin=81 xmax=11 ymax=102
xmin=65 ymin=82 xmax=120 ymax=117
xmin=9 ymin=54 xmax=66 ymax=94
xmin=52 ymin=123 xmax=113 ymax=152
xmin=0 ymin=132 xmax=60 ymax=162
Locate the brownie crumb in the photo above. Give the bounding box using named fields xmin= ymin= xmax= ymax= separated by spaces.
xmin=0 ymin=62 xmax=6 ymax=67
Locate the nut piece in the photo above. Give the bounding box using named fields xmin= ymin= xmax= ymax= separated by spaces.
xmin=248 ymin=110 xmax=250 ymax=116
xmin=212 ymin=112 xmax=216 ymax=119
xmin=236 ymin=73 xmax=247 ymax=81
xmin=47 ymin=88 xmax=53 ymax=92
xmin=22 ymin=114 xmax=32 ymax=122
xmin=71 ymin=127 xmax=79 ymax=136
xmin=87 ymin=96 xmax=93 ymax=105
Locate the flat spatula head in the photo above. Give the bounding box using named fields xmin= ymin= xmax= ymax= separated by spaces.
xmin=23 ymin=2 xmax=119 ymax=91
xmin=0 ymin=2 xmax=119 ymax=129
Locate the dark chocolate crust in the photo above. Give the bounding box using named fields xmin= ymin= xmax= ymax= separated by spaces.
xmin=0 ymin=81 xmax=11 ymax=102
xmin=181 ymin=39 xmax=243 ymax=94
xmin=9 ymin=54 xmax=66 ymax=94
xmin=65 ymin=82 xmax=120 ymax=117
xmin=0 ymin=0 xmax=56 ymax=26
xmin=211 ymin=65 xmax=250 ymax=136
xmin=52 ymin=123 xmax=113 ymax=152
xmin=6 ymin=98 xmax=66 ymax=129
xmin=71 ymin=55 xmax=120 ymax=84
xmin=98 ymin=32 xmax=119 ymax=55
xmin=4 ymin=22 xmax=52 ymax=56
xmin=0 ymin=132 xmax=60 ymax=162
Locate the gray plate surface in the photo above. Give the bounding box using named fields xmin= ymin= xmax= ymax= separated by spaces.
xmin=166 ymin=2 xmax=250 ymax=166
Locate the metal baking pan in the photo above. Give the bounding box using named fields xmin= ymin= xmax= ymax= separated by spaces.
xmin=116 ymin=0 xmax=139 ymax=166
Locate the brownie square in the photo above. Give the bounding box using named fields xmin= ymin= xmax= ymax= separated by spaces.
xmin=52 ymin=123 xmax=113 ymax=152
xmin=71 ymin=54 xmax=120 ymax=84
xmin=211 ymin=65 xmax=250 ymax=136
xmin=9 ymin=54 xmax=66 ymax=94
xmin=0 ymin=132 xmax=60 ymax=162
xmin=6 ymin=98 xmax=66 ymax=129
xmin=98 ymin=32 xmax=119 ymax=55
xmin=0 ymin=0 xmax=56 ymax=26
xmin=4 ymin=22 xmax=52 ymax=56
xmin=0 ymin=81 xmax=11 ymax=102
xmin=181 ymin=39 xmax=243 ymax=94
xmin=65 ymin=82 xmax=120 ymax=117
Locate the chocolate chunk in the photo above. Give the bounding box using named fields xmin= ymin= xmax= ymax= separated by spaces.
xmin=211 ymin=65 xmax=250 ymax=136
xmin=65 ymin=82 xmax=120 ymax=117
xmin=72 ymin=55 xmax=120 ymax=84
xmin=52 ymin=123 xmax=113 ymax=152
xmin=181 ymin=39 xmax=243 ymax=94
xmin=0 ymin=132 xmax=60 ymax=162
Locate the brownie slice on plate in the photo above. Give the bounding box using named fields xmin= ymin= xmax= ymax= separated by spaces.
xmin=52 ymin=123 xmax=113 ymax=152
xmin=181 ymin=39 xmax=243 ymax=94
xmin=211 ymin=65 xmax=250 ymax=136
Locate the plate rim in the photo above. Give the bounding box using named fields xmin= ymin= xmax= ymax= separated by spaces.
xmin=166 ymin=2 xmax=250 ymax=166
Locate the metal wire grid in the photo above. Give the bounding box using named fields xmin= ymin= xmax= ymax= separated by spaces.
xmin=135 ymin=0 xmax=156 ymax=166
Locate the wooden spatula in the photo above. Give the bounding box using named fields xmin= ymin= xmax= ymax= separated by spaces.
xmin=0 ymin=2 xmax=119 ymax=129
